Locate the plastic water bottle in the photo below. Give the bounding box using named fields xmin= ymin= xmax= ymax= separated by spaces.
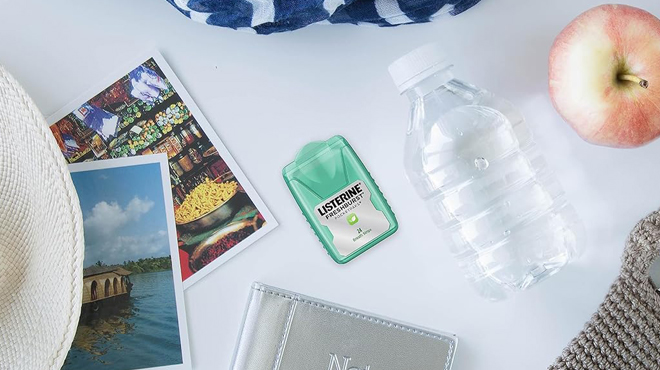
xmin=389 ymin=44 xmax=584 ymax=300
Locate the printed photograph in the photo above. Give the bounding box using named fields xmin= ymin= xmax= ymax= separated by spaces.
xmin=65 ymin=156 xmax=190 ymax=370
xmin=48 ymin=54 xmax=277 ymax=288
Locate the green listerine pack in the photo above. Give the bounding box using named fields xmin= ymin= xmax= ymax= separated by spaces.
xmin=283 ymin=135 xmax=398 ymax=264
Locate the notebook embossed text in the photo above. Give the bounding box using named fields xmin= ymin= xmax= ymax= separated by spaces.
xmin=231 ymin=283 xmax=457 ymax=370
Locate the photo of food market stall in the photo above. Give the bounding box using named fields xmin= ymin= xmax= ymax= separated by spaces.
xmin=49 ymin=59 xmax=267 ymax=281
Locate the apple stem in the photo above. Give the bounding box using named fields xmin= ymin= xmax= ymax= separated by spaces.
xmin=618 ymin=74 xmax=649 ymax=89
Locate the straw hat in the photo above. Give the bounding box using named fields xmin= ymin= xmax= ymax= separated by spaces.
xmin=0 ymin=65 xmax=84 ymax=369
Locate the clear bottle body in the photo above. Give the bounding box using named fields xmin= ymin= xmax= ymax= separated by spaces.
xmin=404 ymin=68 xmax=584 ymax=301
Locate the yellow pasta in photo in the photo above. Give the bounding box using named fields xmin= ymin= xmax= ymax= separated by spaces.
xmin=175 ymin=179 xmax=238 ymax=224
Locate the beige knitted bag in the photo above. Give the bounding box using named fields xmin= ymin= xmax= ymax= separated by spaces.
xmin=549 ymin=210 xmax=660 ymax=370
xmin=0 ymin=65 xmax=85 ymax=370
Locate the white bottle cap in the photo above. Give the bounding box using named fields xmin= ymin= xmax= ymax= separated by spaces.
xmin=388 ymin=43 xmax=453 ymax=94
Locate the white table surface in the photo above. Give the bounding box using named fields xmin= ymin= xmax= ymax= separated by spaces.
xmin=2 ymin=0 xmax=660 ymax=369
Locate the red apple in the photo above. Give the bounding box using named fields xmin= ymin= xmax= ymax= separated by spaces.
xmin=549 ymin=4 xmax=660 ymax=148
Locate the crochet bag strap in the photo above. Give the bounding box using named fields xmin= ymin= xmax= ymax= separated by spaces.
xmin=548 ymin=211 xmax=660 ymax=370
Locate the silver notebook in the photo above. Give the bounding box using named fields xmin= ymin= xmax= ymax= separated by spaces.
xmin=231 ymin=283 xmax=457 ymax=370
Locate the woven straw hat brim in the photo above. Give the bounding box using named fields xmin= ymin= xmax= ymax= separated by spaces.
xmin=0 ymin=65 xmax=84 ymax=370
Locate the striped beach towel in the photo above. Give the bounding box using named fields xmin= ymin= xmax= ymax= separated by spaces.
xmin=166 ymin=0 xmax=481 ymax=34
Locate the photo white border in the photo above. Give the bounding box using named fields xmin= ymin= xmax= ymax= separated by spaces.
xmin=68 ymin=154 xmax=192 ymax=370
xmin=48 ymin=51 xmax=278 ymax=289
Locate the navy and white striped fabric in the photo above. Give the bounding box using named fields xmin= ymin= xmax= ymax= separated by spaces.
xmin=166 ymin=0 xmax=481 ymax=34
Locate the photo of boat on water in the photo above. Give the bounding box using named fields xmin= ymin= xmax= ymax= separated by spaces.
xmin=64 ymin=155 xmax=191 ymax=370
